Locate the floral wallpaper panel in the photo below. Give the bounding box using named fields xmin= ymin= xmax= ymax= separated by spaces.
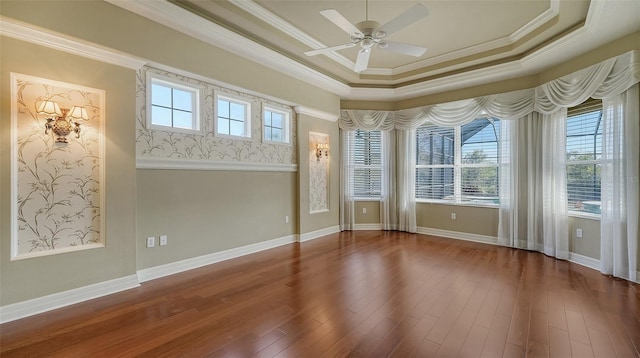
xmin=309 ymin=132 xmax=329 ymax=213
xmin=12 ymin=73 xmax=105 ymax=259
xmin=136 ymin=67 xmax=296 ymax=165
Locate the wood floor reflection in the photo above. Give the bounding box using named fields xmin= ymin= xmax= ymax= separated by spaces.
xmin=1 ymin=231 xmax=639 ymax=357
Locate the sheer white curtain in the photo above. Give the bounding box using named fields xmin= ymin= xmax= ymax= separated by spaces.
xmin=381 ymin=131 xmax=397 ymax=230
xmin=339 ymin=130 xmax=356 ymax=231
xmin=396 ymin=129 xmax=417 ymax=233
xmin=541 ymin=109 xmax=569 ymax=259
xmin=600 ymin=84 xmax=639 ymax=281
xmin=498 ymin=112 xmax=565 ymax=257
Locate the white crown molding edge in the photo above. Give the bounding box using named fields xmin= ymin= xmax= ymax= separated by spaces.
xmin=298 ymin=226 xmax=341 ymax=242
xmin=0 ymin=17 xmax=146 ymax=70
xmin=294 ymin=106 xmax=339 ymax=122
xmin=0 ymin=275 xmax=140 ymax=324
xmin=228 ymin=0 xmax=354 ymax=70
xmin=105 ymin=0 xmax=350 ymax=97
xmin=416 ymin=227 xmax=499 ymax=246
xmin=137 ymin=235 xmax=297 ymax=283
xmin=136 ymin=157 xmax=298 ymax=172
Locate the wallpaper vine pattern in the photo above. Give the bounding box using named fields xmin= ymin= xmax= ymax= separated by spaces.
xmin=309 ymin=132 xmax=329 ymax=213
xmin=136 ymin=67 xmax=296 ymax=165
xmin=12 ymin=73 xmax=105 ymax=258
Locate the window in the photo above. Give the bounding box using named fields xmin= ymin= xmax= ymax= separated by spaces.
xmin=216 ymin=95 xmax=251 ymax=138
xmin=147 ymin=74 xmax=201 ymax=133
xmin=416 ymin=118 xmax=500 ymax=205
xmin=263 ymin=107 xmax=290 ymax=143
xmin=349 ymin=130 xmax=382 ymax=199
xmin=566 ymin=100 xmax=603 ymax=215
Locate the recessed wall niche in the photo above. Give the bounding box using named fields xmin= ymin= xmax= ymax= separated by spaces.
xmin=10 ymin=73 xmax=106 ymax=260
xmin=309 ymin=132 xmax=330 ymax=213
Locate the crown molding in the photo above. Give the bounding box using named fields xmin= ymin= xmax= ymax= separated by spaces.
xmin=105 ymin=0 xmax=350 ymax=97
xmin=294 ymin=106 xmax=339 ymax=122
xmin=0 ymin=17 xmax=146 ymax=70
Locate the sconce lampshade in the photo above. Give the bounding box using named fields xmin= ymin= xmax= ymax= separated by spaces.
xmin=37 ymin=100 xmax=62 ymax=117
xmin=68 ymin=106 xmax=90 ymax=121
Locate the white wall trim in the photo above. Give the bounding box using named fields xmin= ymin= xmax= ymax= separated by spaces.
xmin=137 ymin=235 xmax=297 ymax=283
xmin=0 ymin=275 xmax=140 ymax=324
xmin=136 ymin=157 xmax=297 ymax=172
xmin=294 ymin=106 xmax=339 ymax=122
xmin=568 ymin=252 xmax=600 ymax=271
xmin=416 ymin=227 xmax=499 ymax=246
xmin=0 ymin=17 xmax=146 ymax=70
xmin=354 ymin=224 xmax=383 ymax=230
xmin=298 ymin=226 xmax=340 ymax=242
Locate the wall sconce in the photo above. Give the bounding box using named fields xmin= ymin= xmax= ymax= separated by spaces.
xmin=38 ymin=100 xmax=89 ymax=144
xmin=316 ymin=143 xmax=330 ymax=160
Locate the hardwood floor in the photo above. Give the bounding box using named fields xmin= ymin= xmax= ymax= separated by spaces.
xmin=1 ymin=231 xmax=639 ymax=357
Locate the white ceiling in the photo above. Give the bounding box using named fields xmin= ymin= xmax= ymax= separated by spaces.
xmin=111 ymin=0 xmax=640 ymax=101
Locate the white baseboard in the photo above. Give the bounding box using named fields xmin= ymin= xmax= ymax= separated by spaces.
xmin=137 ymin=235 xmax=297 ymax=283
xmin=568 ymin=253 xmax=600 ymax=271
xmin=353 ymin=224 xmax=383 ymax=230
xmin=298 ymin=226 xmax=340 ymax=242
xmin=0 ymin=275 xmax=140 ymax=324
xmin=416 ymin=227 xmax=499 ymax=246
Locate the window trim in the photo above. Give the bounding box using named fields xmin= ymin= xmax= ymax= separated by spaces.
xmin=350 ymin=129 xmax=383 ymax=200
xmin=262 ymin=105 xmax=291 ymax=145
xmin=215 ymin=92 xmax=252 ymax=139
xmin=566 ymin=106 xmax=603 ymax=217
xmin=146 ymin=72 xmax=203 ymax=135
xmin=415 ymin=119 xmax=500 ymax=207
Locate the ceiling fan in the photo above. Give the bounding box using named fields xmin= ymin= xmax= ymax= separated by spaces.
xmin=304 ymin=1 xmax=429 ymax=73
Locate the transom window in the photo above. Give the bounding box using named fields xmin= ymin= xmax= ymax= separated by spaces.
xmin=147 ymin=74 xmax=201 ymax=133
xmin=416 ymin=118 xmax=500 ymax=205
xmin=566 ymin=100 xmax=603 ymax=215
xmin=264 ymin=107 xmax=290 ymax=143
xmin=217 ymin=95 xmax=251 ymax=138
xmin=349 ymin=130 xmax=382 ymax=199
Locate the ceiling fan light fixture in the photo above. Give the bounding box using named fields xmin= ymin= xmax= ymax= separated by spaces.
xmin=377 ymin=41 xmax=389 ymax=49
xmin=374 ymin=30 xmax=386 ymax=39
xmin=361 ymin=38 xmax=374 ymax=48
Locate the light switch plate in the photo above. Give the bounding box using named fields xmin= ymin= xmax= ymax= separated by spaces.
xmin=159 ymin=235 xmax=168 ymax=246
xmin=146 ymin=237 xmax=155 ymax=248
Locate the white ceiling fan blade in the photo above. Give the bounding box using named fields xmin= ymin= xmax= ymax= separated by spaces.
xmin=320 ymin=9 xmax=364 ymax=37
xmin=375 ymin=4 xmax=429 ymax=38
xmin=305 ymin=43 xmax=357 ymax=56
xmin=378 ymin=41 xmax=427 ymax=57
xmin=354 ymin=48 xmax=372 ymax=73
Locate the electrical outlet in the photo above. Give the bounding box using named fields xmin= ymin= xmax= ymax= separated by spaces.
xmin=363 ymin=208 xmax=367 ymax=214
xmin=146 ymin=236 xmax=155 ymax=248
xmin=159 ymin=235 xmax=168 ymax=246
xmin=576 ymin=228 xmax=583 ymax=238
xmin=451 ymin=213 xmax=457 ymax=220
xmin=285 ymin=215 xmax=289 ymax=224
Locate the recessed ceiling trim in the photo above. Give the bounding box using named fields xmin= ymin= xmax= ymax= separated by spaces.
xmin=294 ymin=106 xmax=339 ymax=122
xmin=105 ymin=0 xmax=351 ymax=96
xmin=228 ymin=0 xmax=355 ymax=70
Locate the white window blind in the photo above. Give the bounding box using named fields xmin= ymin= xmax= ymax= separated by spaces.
xmin=350 ymin=130 xmax=382 ymax=199
xmin=416 ymin=118 xmax=500 ymax=205
xmin=566 ymin=100 xmax=603 ymax=215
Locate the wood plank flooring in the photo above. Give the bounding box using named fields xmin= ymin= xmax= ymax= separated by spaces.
xmin=1 ymin=231 xmax=639 ymax=357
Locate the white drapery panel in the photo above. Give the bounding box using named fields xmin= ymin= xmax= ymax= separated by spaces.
xmin=541 ymin=109 xmax=569 ymax=259
xmin=396 ymin=129 xmax=417 ymax=233
xmin=381 ymin=131 xmax=398 ymax=230
xmin=600 ymin=84 xmax=639 ymax=281
xmin=339 ymin=110 xmax=395 ymax=131
xmin=340 ymin=50 xmax=639 ymax=129
xmin=339 ymin=130 xmax=356 ymax=231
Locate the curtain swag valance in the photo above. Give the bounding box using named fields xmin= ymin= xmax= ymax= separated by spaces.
xmin=339 ymin=50 xmax=640 ymax=130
